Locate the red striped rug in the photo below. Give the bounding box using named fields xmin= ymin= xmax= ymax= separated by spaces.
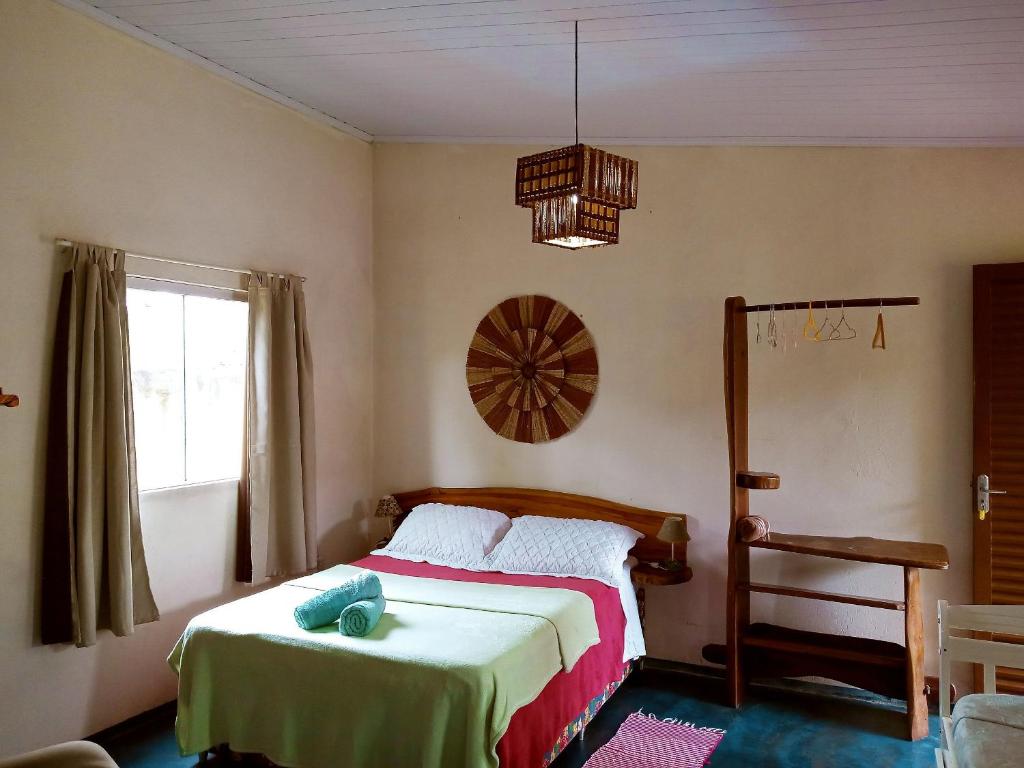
xmin=582 ymin=711 xmax=726 ymax=768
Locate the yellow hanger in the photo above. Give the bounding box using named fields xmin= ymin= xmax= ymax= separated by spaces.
xmin=802 ymin=302 xmax=818 ymax=341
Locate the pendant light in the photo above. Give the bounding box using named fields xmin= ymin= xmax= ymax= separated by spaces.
xmin=515 ymin=21 xmax=638 ymax=249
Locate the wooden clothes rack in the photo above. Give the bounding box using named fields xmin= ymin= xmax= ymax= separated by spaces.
xmin=702 ymin=295 xmax=949 ymax=742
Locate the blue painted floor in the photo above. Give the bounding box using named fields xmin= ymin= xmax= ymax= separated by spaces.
xmin=550 ymin=666 xmax=940 ymax=768
xmin=94 ymin=665 xmax=939 ymax=768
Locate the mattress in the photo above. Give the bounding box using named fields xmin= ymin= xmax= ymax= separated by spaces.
xmin=951 ymin=693 xmax=1024 ymax=768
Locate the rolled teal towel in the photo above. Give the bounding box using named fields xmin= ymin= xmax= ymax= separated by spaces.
xmin=293 ymin=571 xmax=382 ymax=630
xmin=339 ymin=595 xmax=386 ymax=637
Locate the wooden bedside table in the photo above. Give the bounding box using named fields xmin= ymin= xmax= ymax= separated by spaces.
xmin=632 ymin=562 xmax=693 ymax=627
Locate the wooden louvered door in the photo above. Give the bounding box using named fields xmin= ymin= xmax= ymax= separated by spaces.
xmin=973 ymin=262 xmax=1024 ymax=694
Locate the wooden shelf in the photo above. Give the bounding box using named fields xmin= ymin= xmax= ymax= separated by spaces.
xmin=703 ymin=623 xmax=909 ymax=700
xmin=747 ymin=532 xmax=950 ymax=570
xmin=736 ymin=471 xmax=780 ymax=490
xmin=726 ymin=623 xmax=909 ymax=700
xmin=742 ymin=623 xmax=906 ymax=668
xmin=632 ymin=562 xmax=693 ymax=586
xmin=737 ymin=581 xmax=905 ymax=611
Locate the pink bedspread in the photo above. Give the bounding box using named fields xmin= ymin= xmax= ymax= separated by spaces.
xmin=353 ymin=555 xmax=628 ymax=768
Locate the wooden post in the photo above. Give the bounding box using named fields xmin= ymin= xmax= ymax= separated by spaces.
xmin=904 ymin=566 xmax=929 ymax=740
xmin=724 ymin=296 xmax=750 ymax=708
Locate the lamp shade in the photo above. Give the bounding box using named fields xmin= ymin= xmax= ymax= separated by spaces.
xmin=657 ymin=516 xmax=689 ymax=544
xmin=515 ymin=144 xmax=638 ymax=249
xmin=530 ymin=196 xmax=621 ymax=249
xmin=374 ymin=495 xmax=402 ymax=519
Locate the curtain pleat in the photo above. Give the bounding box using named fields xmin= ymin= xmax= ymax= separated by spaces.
xmin=42 ymin=242 xmax=159 ymax=647
xmin=237 ymin=272 xmax=318 ymax=582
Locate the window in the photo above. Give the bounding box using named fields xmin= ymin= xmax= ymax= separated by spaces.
xmin=127 ymin=285 xmax=248 ymax=491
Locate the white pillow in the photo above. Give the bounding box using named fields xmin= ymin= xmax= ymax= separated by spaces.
xmin=482 ymin=515 xmax=643 ymax=586
xmin=374 ymin=503 xmax=512 ymax=569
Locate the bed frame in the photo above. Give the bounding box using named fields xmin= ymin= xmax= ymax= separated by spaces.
xmin=934 ymin=601 xmax=1024 ymax=768
xmin=390 ymin=486 xmax=679 ymax=564
xmin=200 ymin=487 xmax=676 ymax=768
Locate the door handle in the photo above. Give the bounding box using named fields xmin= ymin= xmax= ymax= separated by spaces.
xmin=977 ymin=473 xmax=1008 ymax=521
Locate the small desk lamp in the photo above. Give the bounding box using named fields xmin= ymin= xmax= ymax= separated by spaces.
xmin=656 ymin=516 xmax=690 ymax=571
xmin=374 ymin=495 xmax=403 ymax=538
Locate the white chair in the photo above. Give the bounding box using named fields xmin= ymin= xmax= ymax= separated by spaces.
xmin=934 ymin=601 xmax=1024 ymax=768
xmin=0 ymin=742 xmax=117 ymax=768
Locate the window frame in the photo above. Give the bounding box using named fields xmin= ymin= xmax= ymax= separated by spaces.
xmin=126 ymin=277 xmax=248 ymax=493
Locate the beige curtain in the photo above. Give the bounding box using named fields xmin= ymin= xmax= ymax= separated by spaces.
xmin=42 ymin=242 xmax=159 ymax=647
xmin=236 ymin=272 xmax=317 ymax=582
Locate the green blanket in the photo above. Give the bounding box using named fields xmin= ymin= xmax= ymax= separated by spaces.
xmin=168 ymin=564 xmax=599 ymax=768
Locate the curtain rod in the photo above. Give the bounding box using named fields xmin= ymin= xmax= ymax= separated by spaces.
xmin=55 ymin=238 xmax=306 ymax=283
xmin=740 ymin=297 xmax=919 ymax=313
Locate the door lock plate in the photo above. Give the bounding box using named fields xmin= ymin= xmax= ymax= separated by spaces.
xmin=977 ymin=473 xmax=1007 ymax=521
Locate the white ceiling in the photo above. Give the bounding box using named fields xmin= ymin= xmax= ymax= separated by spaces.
xmin=74 ymin=0 xmax=1024 ymax=144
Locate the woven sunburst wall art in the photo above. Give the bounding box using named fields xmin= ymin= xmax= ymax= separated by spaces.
xmin=466 ymin=295 xmax=598 ymax=443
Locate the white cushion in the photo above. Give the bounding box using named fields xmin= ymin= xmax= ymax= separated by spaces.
xmin=375 ymin=503 xmax=512 ymax=569
xmin=0 ymin=742 xmax=118 ymax=768
xmin=483 ymin=515 xmax=643 ymax=586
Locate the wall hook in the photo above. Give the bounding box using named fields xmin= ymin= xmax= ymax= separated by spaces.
xmin=0 ymin=388 xmax=20 ymax=408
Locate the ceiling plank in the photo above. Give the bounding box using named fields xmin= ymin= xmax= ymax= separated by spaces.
xmin=65 ymin=0 xmax=1024 ymax=144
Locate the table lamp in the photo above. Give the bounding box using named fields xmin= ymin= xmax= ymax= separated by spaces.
xmin=374 ymin=495 xmax=403 ymax=538
xmin=657 ymin=516 xmax=689 ymax=571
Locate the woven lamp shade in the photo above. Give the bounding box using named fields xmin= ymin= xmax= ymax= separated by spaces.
xmin=516 ymin=144 xmax=638 ymax=249
xmin=531 ymin=197 xmax=621 ymax=249
xmin=374 ymin=495 xmax=402 ymax=520
xmin=466 ymin=295 xmax=598 ymax=443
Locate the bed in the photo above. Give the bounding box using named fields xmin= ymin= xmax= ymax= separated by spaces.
xmin=169 ymin=487 xmax=675 ymax=768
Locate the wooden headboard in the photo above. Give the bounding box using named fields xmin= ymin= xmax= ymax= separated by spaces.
xmin=390 ymin=486 xmax=680 ymax=564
